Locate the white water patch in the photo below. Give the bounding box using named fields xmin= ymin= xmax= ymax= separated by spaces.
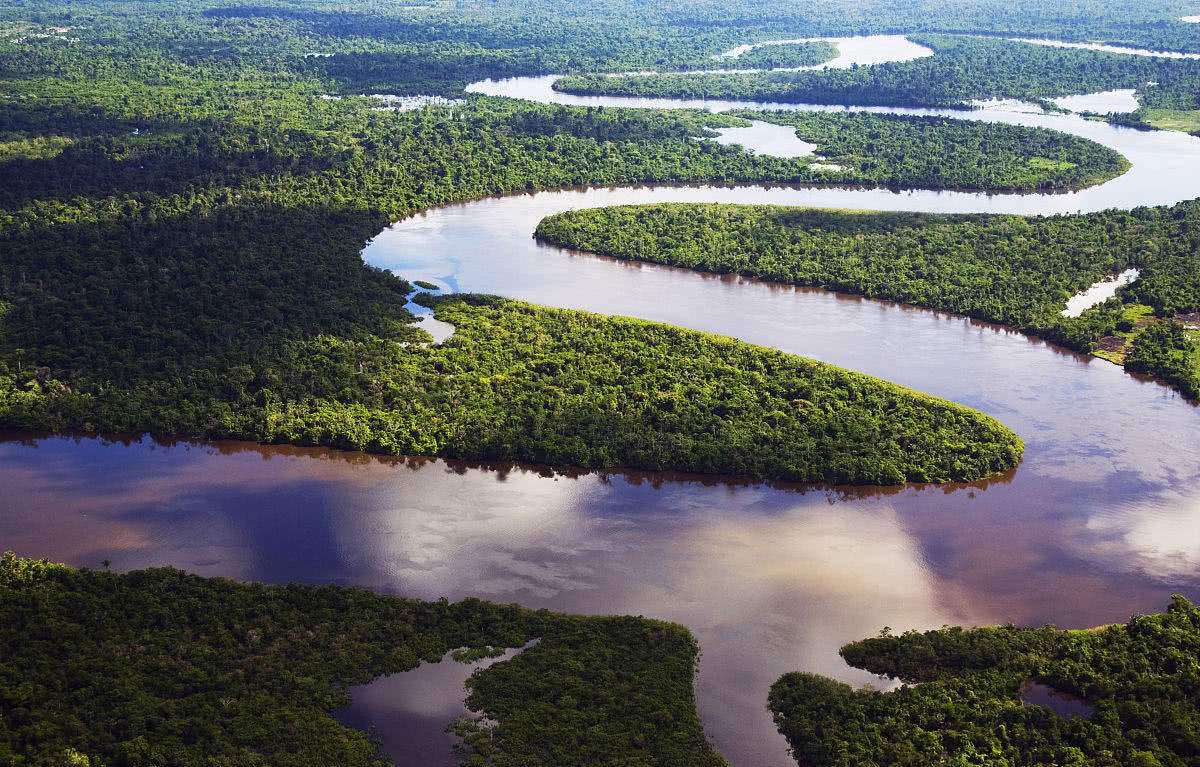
xmin=708 ymin=120 xmax=819 ymax=158
xmin=714 ymin=35 xmax=932 ymax=69
xmin=406 ymin=285 xmax=456 ymax=344
xmin=1051 ymin=89 xmax=1139 ymax=114
xmin=368 ymin=94 xmax=465 ymax=110
xmin=1180 ymin=15 xmax=1200 ymax=22
xmin=969 ymin=97 xmax=1049 ymax=115
xmin=320 ymin=93 xmax=463 ymax=111
xmin=1061 ymin=269 xmax=1140 ymax=317
xmin=1011 ymin=37 xmax=1200 ymax=60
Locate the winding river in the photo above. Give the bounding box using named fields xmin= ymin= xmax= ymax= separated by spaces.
xmin=4 ymin=35 xmax=1200 ymax=767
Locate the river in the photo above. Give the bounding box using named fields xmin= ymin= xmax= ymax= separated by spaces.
xmin=4 ymin=34 xmax=1200 ymax=767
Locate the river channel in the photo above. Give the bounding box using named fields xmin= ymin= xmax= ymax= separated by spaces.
xmin=4 ymin=34 xmax=1200 ymax=767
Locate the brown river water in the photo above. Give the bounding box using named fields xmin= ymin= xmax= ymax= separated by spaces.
xmin=4 ymin=34 xmax=1200 ymax=767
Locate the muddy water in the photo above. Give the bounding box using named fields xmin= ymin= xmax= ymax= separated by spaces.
xmin=4 ymin=418 xmax=1199 ymax=767
xmin=336 ymin=643 xmax=532 ymax=765
xmin=1020 ymin=681 xmax=1096 ymax=719
xmin=5 ymin=33 xmax=1200 ymax=767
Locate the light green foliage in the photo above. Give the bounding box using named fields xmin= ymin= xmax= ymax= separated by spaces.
xmin=1126 ymin=321 xmax=1200 ymax=397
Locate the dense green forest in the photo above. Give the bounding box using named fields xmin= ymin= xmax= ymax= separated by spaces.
xmin=730 ymin=110 xmax=1130 ymax=190
xmin=0 ymin=552 xmax=726 ymax=767
xmin=770 ymin=595 xmax=1200 ymax=767
xmin=534 ymin=202 xmax=1200 ymax=397
xmin=0 ymin=284 xmax=1025 ymax=484
xmin=716 ymin=41 xmax=836 ymax=70
xmin=0 ymin=69 xmax=1032 ymax=485
xmin=5 ymin=0 xmax=1200 ymax=95
xmin=6 ymin=20 xmax=1135 ymax=483
xmin=555 ymin=35 xmax=1200 ymax=113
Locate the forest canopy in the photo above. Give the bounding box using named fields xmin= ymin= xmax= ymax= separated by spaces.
xmin=770 ymin=596 xmax=1200 ymax=767
xmin=535 ymin=202 xmax=1200 ymax=397
xmin=554 ymin=35 xmax=1200 ymax=113
xmin=0 ymin=553 xmax=726 ymax=767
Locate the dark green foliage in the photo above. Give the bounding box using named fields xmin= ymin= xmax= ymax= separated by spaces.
xmin=1 ymin=292 xmax=1024 ymax=484
xmin=453 ymin=617 xmax=726 ymax=767
xmin=723 ymin=42 xmax=837 ymax=70
xmin=0 ymin=553 xmax=726 ymax=767
xmin=555 ymin=35 xmax=1200 ymax=112
xmin=732 ymin=110 xmax=1130 ymax=190
xmin=1125 ymin=321 xmax=1200 ymax=397
xmin=770 ymin=596 xmax=1200 ymax=767
xmin=0 ymin=33 xmax=1028 ymax=484
xmin=534 ymin=201 xmax=1200 ymax=396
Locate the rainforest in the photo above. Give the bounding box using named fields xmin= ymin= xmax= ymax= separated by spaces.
xmin=535 ymin=202 xmax=1200 ymax=396
xmin=2 ymin=0 xmax=1200 ymax=765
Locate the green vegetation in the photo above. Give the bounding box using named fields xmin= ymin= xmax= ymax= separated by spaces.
xmin=452 ymin=617 xmax=724 ymax=767
xmin=0 ymin=16 xmax=1041 ymax=485
xmin=534 ymin=201 xmax=1200 ymax=397
xmin=1090 ymin=303 xmax=1155 ymax=365
xmin=0 ymin=552 xmax=725 ymax=767
xmin=1 ymin=289 xmax=1024 ymax=484
xmin=1126 ymin=321 xmax=1200 ymax=398
xmin=732 ymin=110 xmax=1129 ymax=190
xmin=770 ymin=595 xmax=1200 ymax=767
xmin=720 ymin=41 xmax=837 ymax=70
xmin=1139 ymin=108 xmax=1200 ymax=135
xmin=555 ymin=35 xmax=1200 ymax=112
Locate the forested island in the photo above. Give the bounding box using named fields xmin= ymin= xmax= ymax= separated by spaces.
xmin=771 ymin=595 xmax=1200 ymax=766
xmin=727 ymin=110 xmax=1130 ymax=191
xmin=536 ymin=203 xmax=1200 ymax=397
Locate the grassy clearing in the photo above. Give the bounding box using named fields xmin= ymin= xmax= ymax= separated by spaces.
xmin=1091 ymin=304 xmax=1155 ymax=365
xmin=1140 ymin=108 xmax=1200 ymax=134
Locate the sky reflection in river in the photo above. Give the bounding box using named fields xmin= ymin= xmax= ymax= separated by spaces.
xmin=2 ymin=432 xmax=1199 ymax=766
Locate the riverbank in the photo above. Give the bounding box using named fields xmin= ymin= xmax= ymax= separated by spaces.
xmin=769 ymin=596 xmax=1200 ymax=766
xmin=534 ymin=202 xmax=1200 ymax=399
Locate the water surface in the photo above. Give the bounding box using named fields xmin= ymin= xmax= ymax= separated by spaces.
xmin=1011 ymin=37 xmax=1200 ymax=60
xmin=4 ymin=430 xmax=1198 ymax=766
xmin=1021 ymin=681 xmax=1096 ymax=719
xmin=1051 ymin=88 xmax=1139 ymax=114
xmin=337 ymin=644 xmax=530 ymax=765
xmin=709 ymin=120 xmax=820 ymax=158
xmin=1062 ymin=269 xmax=1140 ymax=317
